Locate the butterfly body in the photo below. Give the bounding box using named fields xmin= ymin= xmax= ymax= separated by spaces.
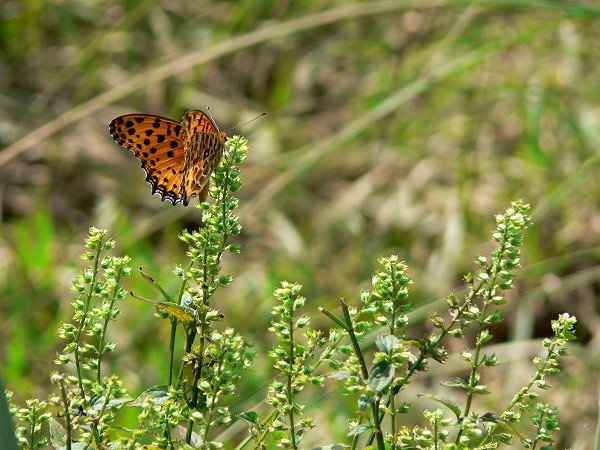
xmin=109 ymin=110 xmax=226 ymax=206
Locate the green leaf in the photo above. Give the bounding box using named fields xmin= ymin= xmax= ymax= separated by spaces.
xmin=441 ymin=377 xmax=469 ymax=389
xmin=89 ymin=393 xmax=102 ymax=407
xmin=55 ymin=442 xmax=88 ymax=450
xmin=294 ymin=427 xmax=308 ymax=446
xmin=396 ymin=402 xmax=411 ymax=413
xmin=368 ymin=361 xmax=394 ymax=392
xmin=375 ymin=334 xmax=400 ymax=353
xmin=174 ymin=425 xmax=203 ymax=447
xmin=481 ymin=412 xmax=527 ymax=440
xmin=130 ymin=385 xmax=171 ymax=406
xmin=238 ymin=411 xmax=259 ymax=424
xmin=347 ymin=424 xmax=376 ymax=437
xmin=139 ymin=266 xmax=176 ymax=303
xmin=49 ymin=417 xmax=66 ymax=448
xmin=0 ymin=377 xmax=19 ymax=450
xmin=271 ymin=430 xmax=288 ymax=442
xmin=326 ymin=370 xmax=352 ymax=380
xmin=67 ymin=444 xmax=88 ymax=450
xmin=319 ymin=307 xmax=349 ymax=331
xmin=358 ymin=394 xmax=375 ymax=411
xmin=471 ymin=385 xmax=491 ymax=394
xmin=91 ymin=395 xmax=133 ymax=411
xmin=311 ymin=445 xmax=350 ymax=450
xmin=400 ymin=338 xmax=423 ymax=349
xmin=417 ymin=394 xmax=462 ymax=419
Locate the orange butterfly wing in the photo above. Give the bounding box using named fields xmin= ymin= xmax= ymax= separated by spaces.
xmin=109 ymin=110 xmax=226 ymax=206
xmin=179 ymin=111 xmax=227 ymax=205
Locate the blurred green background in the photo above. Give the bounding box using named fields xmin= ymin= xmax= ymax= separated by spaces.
xmin=1 ymin=0 xmax=599 ymax=447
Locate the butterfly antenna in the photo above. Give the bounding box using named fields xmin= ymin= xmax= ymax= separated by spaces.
xmin=205 ymin=106 xmax=217 ymax=125
xmin=226 ymin=112 xmax=267 ymax=133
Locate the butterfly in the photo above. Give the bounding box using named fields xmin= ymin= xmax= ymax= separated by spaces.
xmin=109 ymin=110 xmax=227 ymax=206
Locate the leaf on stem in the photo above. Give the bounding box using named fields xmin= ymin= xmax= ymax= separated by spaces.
xmin=368 ymin=361 xmax=394 ymax=392
xmin=129 ymin=293 xmax=194 ymax=327
xmin=130 ymin=385 xmax=171 ymax=406
xmin=416 ymin=393 xmax=462 ymax=419
xmin=139 ymin=266 xmax=176 ymax=303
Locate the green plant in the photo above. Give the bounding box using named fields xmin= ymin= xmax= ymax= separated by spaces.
xmin=7 ymin=136 xmax=578 ymax=449
xmin=304 ymin=202 xmax=577 ymax=449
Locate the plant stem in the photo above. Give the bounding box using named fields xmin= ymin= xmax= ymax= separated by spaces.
xmin=97 ymin=265 xmax=124 ymax=383
xmin=367 ymin=279 xmax=488 ymax=446
xmin=168 ymin=319 xmax=177 ymax=386
xmin=505 ymin=341 xmax=555 ymax=413
xmin=236 ymin=408 xmax=279 ymax=449
xmin=172 ymin=261 xmax=195 ymax=386
xmin=390 ymin=393 xmax=396 ymax=449
xmin=83 ymin=381 xmax=115 ymax=448
xmin=389 ymin=262 xmax=398 ymax=336
xmin=184 ymin=154 xmax=235 ymax=443
xmin=388 ymin=259 xmax=399 ymax=447
xmin=340 ymin=299 xmax=385 ymax=450
xmin=185 ymin=251 xmax=211 ymax=443
xmin=58 ymin=378 xmax=72 ymax=450
xmin=238 ymin=333 xmax=344 ymax=449
xmin=177 ymin=328 xmax=197 ymax=385
xmin=287 ymin=304 xmax=298 ymax=450
xmin=479 ymin=336 xmax=561 ymax=447
xmin=186 ymin=354 xmax=203 ymax=445
xmin=28 ymin=413 xmax=34 ymax=450
xmin=340 ymin=299 xmax=369 ymax=379
xmin=74 ymin=242 xmax=103 ymax=402
xmin=202 ymin=351 xmax=227 ymax=446
xmin=456 ymin=232 xmax=509 ymax=444
xmin=72 ymin=241 xmax=105 ymax=446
